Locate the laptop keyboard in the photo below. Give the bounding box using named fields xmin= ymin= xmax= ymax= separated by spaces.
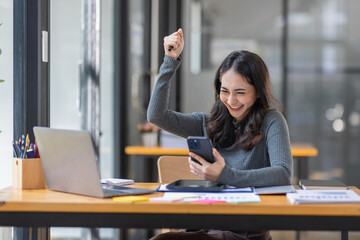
xmin=101 ymin=184 xmax=154 ymax=198
xmin=103 ymin=188 xmax=128 ymax=196
xmin=102 ymin=184 xmax=140 ymax=197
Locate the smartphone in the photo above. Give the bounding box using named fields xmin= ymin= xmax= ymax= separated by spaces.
xmin=187 ymin=136 xmax=216 ymax=164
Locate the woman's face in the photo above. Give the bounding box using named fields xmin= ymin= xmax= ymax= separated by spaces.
xmin=219 ymin=69 xmax=257 ymax=122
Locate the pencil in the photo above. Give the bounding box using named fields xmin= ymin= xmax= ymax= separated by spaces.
xmin=15 ymin=141 xmax=21 ymax=155
xmin=24 ymin=134 xmax=30 ymax=158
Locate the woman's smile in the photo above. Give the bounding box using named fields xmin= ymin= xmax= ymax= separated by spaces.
xmin=229 ymin=105 xmax=243 ymax=111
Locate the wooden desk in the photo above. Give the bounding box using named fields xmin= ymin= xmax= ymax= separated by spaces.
xmin=0 ymin=184 xmax=359 ymax=240
xmin=125 ymin=143 xmax=318 ymax=181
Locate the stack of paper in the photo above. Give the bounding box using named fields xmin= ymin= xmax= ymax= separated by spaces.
xmin=154 ymin=192 xmax=261 ymax=204
xmin=286 ymin=189 xmax=360 ymax=204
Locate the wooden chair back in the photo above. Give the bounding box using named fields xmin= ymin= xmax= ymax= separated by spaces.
xmin=157 ymin=155 xmax=202 ymax=183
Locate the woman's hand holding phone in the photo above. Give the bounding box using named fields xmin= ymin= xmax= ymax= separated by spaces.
xmin=187 ymin=136 xmax=226 ymax=181
xmin=187 ymin=136 xmax=225 ymax=182
xmin=188 ymin=149 xmax=226 ymax=182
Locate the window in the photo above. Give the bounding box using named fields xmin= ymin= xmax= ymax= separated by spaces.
xmin=50 ymin=0 xmax=115 ymax=238
xmin=0 ymin=0 xmax=13 ymax=189
xmin=287 ymin=0 xmax=360 ymax=186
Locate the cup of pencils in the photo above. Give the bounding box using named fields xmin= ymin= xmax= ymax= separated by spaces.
xmin=13 ymin=134 xmax=40 ymax=159
xmin=12 ymin=134 xmax=46 ymax=189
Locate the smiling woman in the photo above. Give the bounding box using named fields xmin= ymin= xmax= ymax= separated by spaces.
xmin=207 ymin=50 xmax=276 ymax=151
xmin=147 ymin=29 xmax=292 ymax=240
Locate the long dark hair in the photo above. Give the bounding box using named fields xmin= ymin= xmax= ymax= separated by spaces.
xmin=206 ymin=50 xmax=275 ymax=150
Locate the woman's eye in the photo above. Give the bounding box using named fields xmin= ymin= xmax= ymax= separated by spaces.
xmin=237 ymin=92 xmax=245 ymax=95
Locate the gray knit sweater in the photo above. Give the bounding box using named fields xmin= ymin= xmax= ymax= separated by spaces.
xmin=147 ymin=55 xmax=293 ymax=188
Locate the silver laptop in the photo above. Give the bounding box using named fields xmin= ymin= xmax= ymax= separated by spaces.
xmin=33 ymin=127 xmax=154 ymax=198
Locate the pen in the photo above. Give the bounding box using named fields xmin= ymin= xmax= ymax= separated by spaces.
xmin=18 ymin=138 xmax=22 ymax=150
xmin=168 ymin=46 xmax=173 ymax=52
xmin=15 ymin=141 xmax=21 ymax=155
xmin=20 ymin=146 xmax=25 ymax=159
xmin=22 ymin=135 xmax=25 ymax=148
xmin=26 ymin=149 xmax=35 ymax=158
xmin=12 ymin=141 xmax=19 ymax=158
xmin=34 ymin=143 xmax=37 ymax=158
xmin=34 ymin=140 xmax=40 ymax=158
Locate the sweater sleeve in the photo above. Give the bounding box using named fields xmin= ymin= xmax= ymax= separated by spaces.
xmin=147 ymin=55 xmax=204 ymax=138
xmin=218 ymin=111 xmax=293 ymax=187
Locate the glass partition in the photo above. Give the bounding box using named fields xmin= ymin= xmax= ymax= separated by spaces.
xmin=0 ymin=0 xmax=13 ymax=189
xmin=287 ymin=0 xmax=360 ymax=186
xmin=50 ymin=0 xmax=115 ymax=238
xmin=182 ymin=0 xmax=283 ymax=114
xmin=0 ymin=1 xmax=13 ymax=238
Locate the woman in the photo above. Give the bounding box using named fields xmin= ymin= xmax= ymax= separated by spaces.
xmin=148 ymin=28 xmax=293 ymax=240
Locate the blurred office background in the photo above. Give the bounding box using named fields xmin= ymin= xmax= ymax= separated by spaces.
xmin=1 ymin=0 xmax=360 ymax=239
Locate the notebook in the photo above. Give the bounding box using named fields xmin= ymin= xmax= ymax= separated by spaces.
xmin=299 ymin=179 xmax=348 ymax=190
xmin=33 ymin=127 xmax=154 ymax=198
xmin=287 ymin=190 xmax=360 ymax=204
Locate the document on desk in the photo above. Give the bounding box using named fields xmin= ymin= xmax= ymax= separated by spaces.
xmin=286 ymin=189 xmax=360 ymax=204
xmin=254 ymin=185 xmax=296 ymax=195
xmin=162 ymin=192 xmax=261 ymax=204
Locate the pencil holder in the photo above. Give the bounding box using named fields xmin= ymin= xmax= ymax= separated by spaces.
xmin=13 ymin=158 xmax=47 ymax=189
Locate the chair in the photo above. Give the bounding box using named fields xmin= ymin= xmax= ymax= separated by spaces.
xmin=157 ymin=155 xmax=202 ymax=183
xmin=157 ymin=156 xmax=202 ymax=234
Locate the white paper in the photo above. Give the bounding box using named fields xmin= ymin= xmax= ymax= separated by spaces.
xmin=286 ymin=189 xmax=360 ymax=204
xmin=163 ymin=192 xmax=261 ymax=203
xmin=149 ymin=196 xmax=183 ymax=202
xmin=254 ymin=185 xmax=296 ymax=195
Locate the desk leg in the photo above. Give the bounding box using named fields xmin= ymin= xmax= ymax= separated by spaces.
xmin=295 ymin=230 xmax=301 ymax=240
xmin=341 ymin=231 xmax=348 ymax=240
xmin=295 ymin=157 xmax=309 ymax=240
